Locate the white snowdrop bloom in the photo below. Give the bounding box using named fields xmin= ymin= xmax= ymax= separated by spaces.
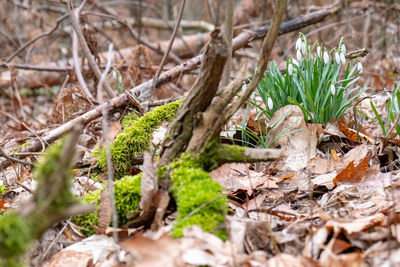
xmin=357 ymin=62 xmax=363 ymax=73
xmin=297 ymin=50 xmax=302 ymax=62
xmin=323 ymin=51 xmax=329 ymax=64
xmin=340 ymin=52 xmax=346 ymax=65
xmin=341 ymin=43 xmax=346 ymax=54
xmin=288 ymin=64 xmax=294 ymax=75
xmin=317 ymin=46 xmax=321 ymax=57
xmin=241 ymin=83 xmax=247 ymax=92
xmin=330 ymin=84 xmax=336 ymax=95
xmin=301 ymin=40 xmax=306 ymax=55
xmin=334 ymin=52 xmax=341 ymax=64
xmin=112 ymin=69 xmax=117 ymax=79
xmin=267 ymin=97 xmax=273 ymax=110
xmin=292 ymin=58 xmax=299 ymax=66
xmin=118 ymin=74 xmax=122 ymax=83
xmin=296 ymin=37 xmax=302 ymax=51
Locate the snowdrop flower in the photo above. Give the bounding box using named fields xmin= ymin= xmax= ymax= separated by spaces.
xmin=323 ymin=50 xmax=329 ymax=64
xmin=340 ymin=52 xmax=346 ymax=65
xmin=357 ymin=62 xmax=363 ymax=73
xmin=112 ymin=69 xmax=117 ymax=79
xmin=334 ymin=51 xmax=341 ymax=64
xmin=241 ymin=83 xmax=247 ymax=92
xmin=317 ymin=46 xmax=321 ymax=57
xmin=301 ymin=40 xmax=306 ymax=55
xmin=288 ymin=64 xmax=294 ymax=75
xmin=341 ymin=43 xmax=346 ymax=54
xmin=330 ymin=84 xmax=336 ymax=95
xmin=267 ymin=97 xmax=274 ymax=110
xmin=297 ymin=50 xmax=302 ymax=62
xmin=295 ymin=37 xmax=302 ymax=51
xmin=292 ymin=58 xmax=299 ymax=66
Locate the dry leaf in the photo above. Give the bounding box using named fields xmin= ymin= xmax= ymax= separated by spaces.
xmin=338 ymin=121 xmax=373 ymax=143
xmin=120 ymin=233 xmax=181 ymax=267
xmin=269 ymin=105 xmax=317 ymax=171
xmin=334 ymin=152 xmax=371 ymax=184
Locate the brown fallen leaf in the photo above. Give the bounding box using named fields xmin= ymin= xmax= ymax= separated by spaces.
xmin=333 ymin=152 xmax=371 ymax=184
xmin=338 ymin=121 xmax=373 ymax=144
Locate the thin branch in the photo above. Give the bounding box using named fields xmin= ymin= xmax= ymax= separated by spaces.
xmin=72 ymin=32 xmax=94 ymax=99
xmin=83 ymin=11 xmax=182 ymax=64
xmin=97 ymin=43 xmax=119 ymax=244
xmin=147 ymin=0 xmax=187 ymax=103
xmin=6 ymin=14 xmax=68 ymax=62
xmin=66 ymin=0 xmax=116 ymax=98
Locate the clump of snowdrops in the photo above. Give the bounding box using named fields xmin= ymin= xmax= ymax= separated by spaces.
xmin=257 ymin=32 xmax=364 ymax=124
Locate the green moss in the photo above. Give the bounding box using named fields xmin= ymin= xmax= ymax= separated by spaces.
xmin=73 ymin=174 xmax=142 ymax=235
xmin=97 ymin=100 xmax=182 ymax=179
xmin=168 ymin=156 xmax=228 ymax=239
xmin=33 ymin=138 xmax=77 ymax=217
xmin=72 ymin=190 xmax=101 ymax=236
xmin=0 ymin=185 xmax=6 ymax=195
xmin=198 ymin=138 xmax=247 ymax=171
xmin=114 ymin=174 xmax=142 ymax=225
xmin=10 ymin=142 xmax=31 ymax=153
xmin=121 ymin=112 xmax=139 ymax=129
xmin=0 ymin=212 xmax=31 ymax=267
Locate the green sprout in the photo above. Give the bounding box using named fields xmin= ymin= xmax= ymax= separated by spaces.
xmin=370 ymin=82 xmax=400 ymax=137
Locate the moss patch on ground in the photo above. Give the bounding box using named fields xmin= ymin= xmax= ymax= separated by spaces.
xmin=97 ymin=100 xmax=182 ymax=179
xmin=0 ymin=212 xmax=32 ymax=267
xmin=168 ymin=155 xmax=228 ymax=239
xmin=73 ymin=174 xmax=142 ymax=235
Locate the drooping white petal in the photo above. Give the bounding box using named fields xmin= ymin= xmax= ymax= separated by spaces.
xmin=241 ymin=83 xmax=247 ymax=92
xmin=357 ymin=62 xmax=363 ymax=73
xmin=292 ymin=58 xmax=299 ymax=66
xmin=330 ymin=84 xmax=336 ymax=95
xmin=288 ymin=64 xmax=294 ymax=75
xmin=297 ymin=50 xmax=302 ymax=62
xmin=317 ymin=46 xmax=321 ymax=57
xmin=340 ymin=52 xmax=346 ymax=64
xmin=268 ymin=97 xmax=274 ymax=110
xmin=341 ymin=43 xmax=346 ymax=54
xmin=323 ymin=51 xmax=329 ymax=64
xmin=301 ymin=40 xmax=306 ymax=55
xmin=334 ymin=52 xmax=341 ymax=64
xmin=296 ymin=37 xmax=302 ymax=50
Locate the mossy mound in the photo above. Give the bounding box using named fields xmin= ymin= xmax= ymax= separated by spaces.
xmin=73 ymin=174 xmax=142 ymax=235
xmin=33 ymin=138 xmax=77 ymax=216
xmin=0 ymin=135 xmax=77 ymax=266
xmin=97 ymin=100 xmax=182 ymax=179
xmin=0 ymin=212 xmax=32 ymax=267
xmin=169 ymin=155 xmax=228 ymax=239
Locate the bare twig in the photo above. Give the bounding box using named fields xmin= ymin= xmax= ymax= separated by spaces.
xmin=220 ymin=0 xmax=234 ymax=88
xmin=97 ymin=43 xmax=119 ymax=244
xmin=6 ymin=14 xmax=68 ymax=62
xmin=66 ymin=0 xmax=116 ymax=98
xmin=72 ymin=32 xmax=94 ymax=99
xmin=147 ymin=0 xmax=187 ymax=103
xmin=83 ymin=11 xmax=182 ymax=64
